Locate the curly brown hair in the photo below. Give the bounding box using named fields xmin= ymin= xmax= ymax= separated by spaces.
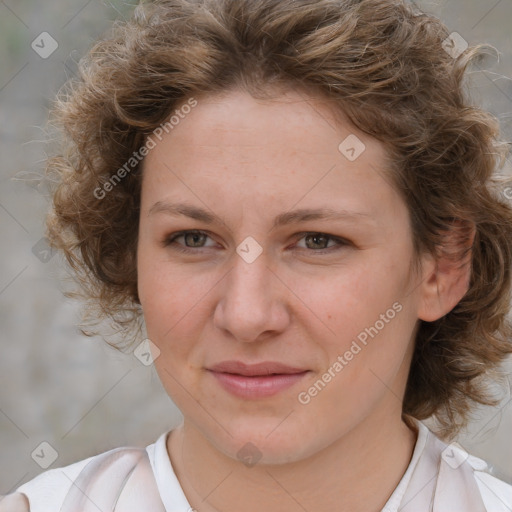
xmin=45 ymin=0 xmax=512 ymax=439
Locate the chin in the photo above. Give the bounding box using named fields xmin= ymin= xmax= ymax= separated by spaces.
xmin=204 ymin=415 xmax=327 ymax=466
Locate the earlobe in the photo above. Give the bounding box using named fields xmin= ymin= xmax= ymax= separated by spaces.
xmin=417 ymin=219 xmax=476 ymax=323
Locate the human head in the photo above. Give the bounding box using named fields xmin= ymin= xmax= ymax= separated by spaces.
xmin=46 ymin=0 xmax=512 ymax=440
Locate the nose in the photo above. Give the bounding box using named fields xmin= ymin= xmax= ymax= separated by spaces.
xmin=213 ymin=250 xmax=291 ymax=343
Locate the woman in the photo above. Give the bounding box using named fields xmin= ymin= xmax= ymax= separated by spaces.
xmin=2 ymin=0 xmax=512 ymax=510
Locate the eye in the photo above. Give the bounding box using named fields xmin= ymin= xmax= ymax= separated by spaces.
xmin=294 ymin=232 xmax=349 ymax=252
xmin=162 ymin=230 xmax=350 ymax=254
xmin=163 ymin=230 xmax=217 ymax=252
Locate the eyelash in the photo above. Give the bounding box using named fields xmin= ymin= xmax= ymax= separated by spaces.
xmin=162 ymin=230 xmax=350 ymax=254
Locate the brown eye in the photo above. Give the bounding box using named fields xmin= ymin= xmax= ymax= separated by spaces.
xmin=163 ymin=230 xmax=216 ymax=252
xmin=295 ymin=232 xmax=348 ymax=252
xmin=304 ymin=233 xmax=331 ymax=250
xmin=182 ymin=232 xmax=208 ymax=247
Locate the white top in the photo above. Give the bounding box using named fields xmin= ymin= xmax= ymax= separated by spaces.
xmin=6 ymin=421 xmax=512 ymax=512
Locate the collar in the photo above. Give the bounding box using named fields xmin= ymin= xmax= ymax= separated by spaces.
xmin=56 ymin=420 xmax=488 ymax=512
xmin=397 ymin=420 xmax=487 ymax=512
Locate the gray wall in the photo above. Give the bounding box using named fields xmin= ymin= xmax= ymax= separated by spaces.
xmin=1 ymin=0 xmax=511 ymax=493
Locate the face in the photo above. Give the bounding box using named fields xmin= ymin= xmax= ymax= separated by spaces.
xmin=137 ymin=87 xmax=426 ymax=464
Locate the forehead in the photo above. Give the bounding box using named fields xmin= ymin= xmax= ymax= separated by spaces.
xmin=140 ymin=87 xmax=403 ymax=224
xmin=158 ymin=87 xmax=383 ymax=160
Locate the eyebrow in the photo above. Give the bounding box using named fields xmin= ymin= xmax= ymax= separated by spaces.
xmin=148 ymin=201 xmax=374 ymax=230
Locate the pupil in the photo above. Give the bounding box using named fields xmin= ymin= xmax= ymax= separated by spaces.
xmin=308 ymin=234 xmax=326 ymax=249
xmin=186 ymin=233 xmax=204 ymax=247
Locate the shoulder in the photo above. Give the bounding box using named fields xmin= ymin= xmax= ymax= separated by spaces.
xmin=11 ymin=452 xmax=97 ymax=511
xmin=9 ymin=441 xmax=161 ymax=512
xmin=469 ymin=455 xmax=512 ymax=512
xmin=422 ymin=422 xmax=512 ymax=511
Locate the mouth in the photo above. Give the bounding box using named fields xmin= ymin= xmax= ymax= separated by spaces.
xmin=206 ymin=360 xmax=310 ymax=399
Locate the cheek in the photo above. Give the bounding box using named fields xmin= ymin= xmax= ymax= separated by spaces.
xmin=300 ymin=257 xmax=416 ymax=406
xmin=301 ymin=257 xmax=406 ymax=346
xmin=140 ymin=279 xmax=198 ymax=348
xmin=137 ymin=242 xmax=192 ymax=320
xmin=317 ymin=301 xmax=415 ymax=412
xmin=137 ymin=250 xmax=217 ymax=366
xmin=139 ymin=265 xmax=203 ymax=395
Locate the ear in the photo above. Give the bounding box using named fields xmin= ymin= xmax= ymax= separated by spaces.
xmin=417 ymin=219 xmax=476 ymax=322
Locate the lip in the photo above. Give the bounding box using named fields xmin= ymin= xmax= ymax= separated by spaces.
xmin=207 ymin=360 xmax=310 ymax=399
xmin=208 ymin=360 xmax=308 ymax=376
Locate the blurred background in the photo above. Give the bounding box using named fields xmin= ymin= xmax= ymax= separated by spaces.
xmin=1 ymin=0 xmax=511 ymax=493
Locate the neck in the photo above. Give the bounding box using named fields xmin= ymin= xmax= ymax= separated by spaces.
xmin=167 ymin=405 xmax=417 ymax=512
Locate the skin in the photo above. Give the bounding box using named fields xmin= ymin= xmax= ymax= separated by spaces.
xmin=136 ymin=86 xmax=472 ymax=512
